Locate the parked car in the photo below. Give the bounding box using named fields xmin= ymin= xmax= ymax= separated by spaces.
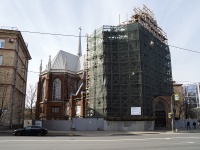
xmin=13 ymin=125 xmax=48 ymax=136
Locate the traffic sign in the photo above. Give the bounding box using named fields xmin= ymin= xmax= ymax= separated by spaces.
xmin=174 ymin=94 xmax=179 ymax=101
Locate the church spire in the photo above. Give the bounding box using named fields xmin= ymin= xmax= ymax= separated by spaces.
xmin=48 ymin=55 xmax=51 ymax=71
xmin=65 ymin=56 xmax=67 ymax=72
xmin=77 ymin=27 xmax=82 ymax=57
xmin=39 ymin=59 xmax=42 ymax=75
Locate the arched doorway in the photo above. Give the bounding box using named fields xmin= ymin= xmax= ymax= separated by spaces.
xmin=155 ymin=102 xmax=166 ymax=128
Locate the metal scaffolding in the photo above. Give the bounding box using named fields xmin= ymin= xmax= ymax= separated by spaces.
xmin=86 ymin=5 xmax=173 ymax=120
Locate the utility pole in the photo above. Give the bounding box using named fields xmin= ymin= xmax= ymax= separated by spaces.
xmin=171 ymin=93 xmax=179 ymax=132
xmin=171 ymin=94 xmax=175 ymax=132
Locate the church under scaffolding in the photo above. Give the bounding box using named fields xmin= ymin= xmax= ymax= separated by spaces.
xmin=86 ymin=5 xmax=173 ymax=120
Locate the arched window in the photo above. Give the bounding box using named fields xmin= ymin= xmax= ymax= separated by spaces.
xmin=52 ymin=78 xmax=61 ymax=101
xmin=42 ymin=80 xmax=46 ymax=101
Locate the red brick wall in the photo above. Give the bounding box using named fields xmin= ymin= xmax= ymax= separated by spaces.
xmin=35 ymin=71 xmax=86 ymax=120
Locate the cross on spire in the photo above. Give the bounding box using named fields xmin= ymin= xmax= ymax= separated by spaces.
xmin=77 ymin=27 xmax=82 ymax=57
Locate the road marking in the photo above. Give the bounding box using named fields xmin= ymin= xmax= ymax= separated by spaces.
xmin=173 ymin=137 xmax=200 ymax=141
xmin=174 ymin=141 xmax=195 ymax=144
xmin=0 ymin=137 xmax=172 ymax=143
xmin=0 ymin=140 xmax=114 ymax=142
xmin=0 ymin=136 xmax=199 ymax=143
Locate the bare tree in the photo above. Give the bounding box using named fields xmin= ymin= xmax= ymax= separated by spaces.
xmin=0 ymin=71 xmax=9 ymax=126
xmin=186 ymin=106 xmax=200 ymax=119
xmin=25 ymin=84 xmax=37 ymax=120
xmin=174 ymin=100 xmax=184 ymax=119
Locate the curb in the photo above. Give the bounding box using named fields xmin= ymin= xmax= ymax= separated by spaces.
xmin=1 ymin=129 xmax=200 ymax=136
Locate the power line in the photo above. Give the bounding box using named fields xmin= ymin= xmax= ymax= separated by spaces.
xmin=161 ymin=0 xmax=174 ymax=25
xmin=21 ymin=30 xmax=87 ymax=38
xmin=169 ymin=45 xmax=200 ymax=54
xmin=20 ymin=30 xmax=200 ymax=54
xmin=26 ymin=45 xmax=200 ymax=74
xmin=20 ymin=30 xmax=103 ymax=39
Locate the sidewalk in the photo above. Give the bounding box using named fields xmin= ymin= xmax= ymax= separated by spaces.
xmin=64 ymin=128 xmax=200 ymax=136
xmin=173 ymin=127 xmax=200 ymax=133
xmin=1 ymin=128 xmax=200 ymax=136
xmin=47 ymin=130 xmax=166 ymax=136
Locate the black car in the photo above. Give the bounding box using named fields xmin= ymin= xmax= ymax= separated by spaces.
xmin=13 ymin=125 xmax=48 ymax=136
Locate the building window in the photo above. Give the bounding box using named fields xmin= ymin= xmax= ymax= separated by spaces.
xmin=75 ymin=105 xmax=81 ymax=117
xmin=42 ymin=80 xmax=46 ymax=101
xmin=52 ymin=107 xmax=59 ymax=113
xmin=65 ymin=102 xmax=69 ymax=116
xmin=0 ymin=39 xmax=5 ymax=48
xmin=0 ymin=55 xmax=2 ymax=65
xmin=53 ymin=78 xmax=61 ymax=101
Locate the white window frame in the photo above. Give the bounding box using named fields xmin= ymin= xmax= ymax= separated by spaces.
xmin=0 ymin=55 xmax=2 ymax=65
xmin=0 ymin=39 xmax=5 ymax=48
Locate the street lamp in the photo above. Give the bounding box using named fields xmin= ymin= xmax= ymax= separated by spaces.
xmin=171 ymin=93 xmax=179 ymax=132
xmin=171 ymin=94 xmax=175 ymax=132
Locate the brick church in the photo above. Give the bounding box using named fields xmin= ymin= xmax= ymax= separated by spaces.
xmin=35 ymin=6 xmax=184 ymax=130
xmin=35 ymin=29 xmax=86 ymax=120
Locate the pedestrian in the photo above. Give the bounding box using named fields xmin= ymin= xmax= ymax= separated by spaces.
xmin=187 ymin=121 xmax=190 ymax=130
xmin=193 ymin=122 xmax=196 ymax=129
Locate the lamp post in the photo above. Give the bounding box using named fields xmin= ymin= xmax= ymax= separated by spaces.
xmin=171 ymin=93 xmax=179 ymax=132
xmin=171 ymin=94 xmax=175 ymax=132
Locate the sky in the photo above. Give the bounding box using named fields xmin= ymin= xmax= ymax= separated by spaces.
xmin=1 ymin=0 xmax=200 ymax=86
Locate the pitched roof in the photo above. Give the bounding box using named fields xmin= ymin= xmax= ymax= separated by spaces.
xmin=47 ymin=50 xmax=85 ymax=74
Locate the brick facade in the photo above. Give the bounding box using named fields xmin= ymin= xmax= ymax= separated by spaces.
xmin=173 ymin=82 xmax=185 ymax=119
xmin=152 ymin=82 xmax=185 ymax=129
xmin=35 ymin=71 xmax=86 ymax=120
xmin=0 ymin=29 xmax=31 ymax=128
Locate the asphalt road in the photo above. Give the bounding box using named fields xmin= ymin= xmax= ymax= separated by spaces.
xmin=1 ymin=133 xmax=200 ymax=150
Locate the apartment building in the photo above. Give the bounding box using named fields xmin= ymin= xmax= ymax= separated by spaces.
xmin=0 ymin=28 xmax=31 ymax=128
